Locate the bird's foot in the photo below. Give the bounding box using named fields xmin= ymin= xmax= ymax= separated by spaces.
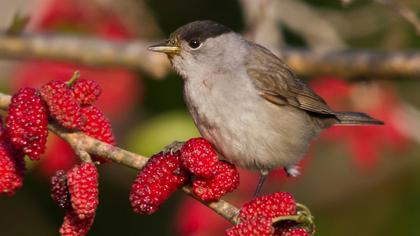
xmin=162 ymin=140 xmax=185 ymax=155
xmin=284 ymin=165 xmax=300 ymax=177
xmin=252 ymin=171 xmax=269 ymax=198
xmin=229 ymin=209 xmax=241 ymax=224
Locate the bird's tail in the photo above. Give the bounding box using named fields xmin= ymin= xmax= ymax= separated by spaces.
xmin=334 ymin=112 xmax=384 ymax=126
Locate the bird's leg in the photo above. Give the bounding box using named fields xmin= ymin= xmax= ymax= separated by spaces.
xmin=162 ymin=140 xmax=185 ymax=155
xmin=253 ymin=170 xmax=269 ymax=198
xmin=231 ymin=171 xmax=269 ymax=222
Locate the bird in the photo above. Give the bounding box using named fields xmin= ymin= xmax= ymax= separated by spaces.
xmin=148 ymin=20 xmax=383 ymax=196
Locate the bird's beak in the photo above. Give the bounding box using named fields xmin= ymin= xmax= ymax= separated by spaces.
xmin=148 ymin=42 xmax=180 ymax=55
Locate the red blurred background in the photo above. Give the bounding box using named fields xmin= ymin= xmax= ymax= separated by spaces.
xmin=1 ymin=0 xmax=420 ymax=235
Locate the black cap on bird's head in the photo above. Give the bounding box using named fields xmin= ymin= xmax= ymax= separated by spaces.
xmin=171 ymin=20 xmax=232 ymax=43
xmin=148 ymin=20 xmax=232 ymax=55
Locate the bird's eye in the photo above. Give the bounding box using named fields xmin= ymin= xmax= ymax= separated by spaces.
xmin=188 ymin=39 xmax=201 ymax=49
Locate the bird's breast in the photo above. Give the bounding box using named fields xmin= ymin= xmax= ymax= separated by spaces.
xmin=183 ymin=71 xmax=319 ymax=171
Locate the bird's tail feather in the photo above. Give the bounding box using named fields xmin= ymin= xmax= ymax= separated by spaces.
xmin=334 ymin=112 xmax=384 ymax=125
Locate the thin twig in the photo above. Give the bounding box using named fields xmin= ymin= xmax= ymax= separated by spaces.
xmin=0 ymin=92 xmax=241 ymax=225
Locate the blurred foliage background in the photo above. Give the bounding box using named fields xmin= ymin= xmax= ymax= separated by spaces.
xmin=1 ymin=0 xmax=420 ymax=235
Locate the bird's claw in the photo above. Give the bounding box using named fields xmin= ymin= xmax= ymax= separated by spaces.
xmin=162 ymin=141 xmax=185 ymax=155
xmin=229 ymin=209 xmax=241 ymax=224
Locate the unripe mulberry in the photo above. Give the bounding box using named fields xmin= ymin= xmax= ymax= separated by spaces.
xmin=51 ymin=170 xmax=71 ymax=209
xmin=67 ymin=163 xmax=99 ymax=219
xmin=6 ymin=88 xmax=48 ymax=160
xmin=130 ymin=152 xmax=189 ymax=215
xmin=40 ymin=80 xmax=83 ymax=129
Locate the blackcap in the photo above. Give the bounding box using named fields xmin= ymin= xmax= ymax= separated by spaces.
xmin=149 ymin=20 xmax=383 ymax=196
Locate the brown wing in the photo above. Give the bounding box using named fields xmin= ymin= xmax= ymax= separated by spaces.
xmin=246 ymin=44 xmax=335 ymax=115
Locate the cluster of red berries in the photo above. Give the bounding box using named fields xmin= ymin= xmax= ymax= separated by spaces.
xmin=129 ymin=137 xmax=240 ymax=214
xmin=51 ymin=163 xmax=99 ymax=235
xmin=226 ymin=192 xmax=311 ymax=236
xmin=0 ymin=74 xmax=114 ymax=235
xmin=128 ymin=137 xmax=312 ymax=235
xmin=0 ymin=74 xmax=114 ymax=197
xmin=39 ymin=77 xmax=115 ymax=164
xmin=182 ymin=138 xmax=239 ymax=202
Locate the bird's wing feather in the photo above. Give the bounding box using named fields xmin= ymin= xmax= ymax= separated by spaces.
xmin=246 ymin=44 xmax=335 ymax=115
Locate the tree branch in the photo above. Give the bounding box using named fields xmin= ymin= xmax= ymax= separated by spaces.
xmin=1 ymin=32 xmax=420 ymax=79
xmin=0 ymin=33 xmax=171 ymax=78
xmin=0 ymin=92 xmax=241 ymax=225
xmin=279 ymin=48 xmax=420 ymax=79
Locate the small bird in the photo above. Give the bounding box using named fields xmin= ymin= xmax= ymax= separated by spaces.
xmin=149 ymin=20 xmax=383 ymax=196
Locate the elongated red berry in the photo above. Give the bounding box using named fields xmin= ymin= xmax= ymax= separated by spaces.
xmin=60 ymin=210 xmax=95 ymax=236
xmin=79 ymin=106 xmax=115 ymax=163
xmin=192 ymin=161 xmax=239 ymax=202
xmin=0 ymin=136 xmax=25 ymax=196
xmin=130 ymin=152 xmax=189 ymax=215
xmin=6 ymin=88 xmax=49 ymax=160
xmin=40 ymin=80 xmax=82 ymax=129
xmin=67 ymin=163 xmax=99 ymax=219
xmin=225 ymin=217 xmax=274 ymax=236
xmin=181 ymin=137 xmax=219 ymax=178
xmin=239 ymin=192 xmax=296 ymax=222
xmin=51 ymin=170 xmax=71 ymax=209
xmin=70 ymin=79 xmax=102 ymax=105
xmin=275 ymin=227 xmax=310 ymax=236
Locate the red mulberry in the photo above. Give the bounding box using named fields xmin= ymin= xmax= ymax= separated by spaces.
xmin=6 ymin=88 xmax=48 ymax=160
xmin=225 ymin=217 xmax=274 ymax=236
xmin=40 ymin=80 xmax=83 ymax=129
xmin=60 ymin=210 xmax=95 ymax=236
xmin=239 ymin=192 xmax=296 ymax=222
xmin=79 ymin=106 xmax=115 ymax=163
xmin=192 ymin=161 xmax=239 ymax=202
xmin=70 ymin=79 xmax=102 ymax=105
xmin=0 ymin=136 xmax=25 ymax=196
xmin=180 ymin=137 xmax=219 ymax=178
xmin=67 ymin=163 xmax=99 ymax=219
xmin=130 ymin=152 xmax=189 ymax=215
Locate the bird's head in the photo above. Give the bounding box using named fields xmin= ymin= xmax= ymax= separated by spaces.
xmin=149 ymin=20 xmax=245 ymax=79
